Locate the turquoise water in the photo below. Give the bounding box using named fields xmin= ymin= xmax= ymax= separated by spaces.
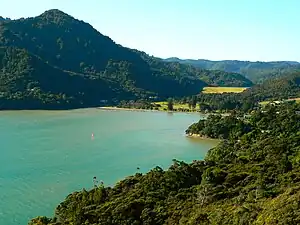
xmin=0 ymin=109 xmax=217 ymax=225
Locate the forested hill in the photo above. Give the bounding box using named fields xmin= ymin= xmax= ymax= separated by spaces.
xmin=242 ymin=72 xmax=300 ymax=101
xmin=29 ymin=103 xmax=300 ymax=225
xmin=0 ymin=10 xmax=252 ymax=109
xmin=0 ymin=47 xmax=131 ymax=109
xmin=134 ymin=50 xmax=252 ymax=87
xmin=191 ymin=72 xmax=300 ymax=113
xmin=164 ymin=58 xmax=300 ymax=83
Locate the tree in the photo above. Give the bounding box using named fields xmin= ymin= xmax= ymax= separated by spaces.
xmin=167 ymin=98 xmax=174 ymax=111
xmin=191 ymin=95 xmax=197 ymax=109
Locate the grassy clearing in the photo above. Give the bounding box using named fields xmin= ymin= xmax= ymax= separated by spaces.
xmin=154 ymin=101 xmax=192 ymax=111
xmin=259 ymin=98 xmax=300 ymax=105
xmin=259 ymin=101 xmax=270 ymax=106
xmin=290 ymin=98 xmax=300 ymax=102
xmin=202 ymin=87 xmax=248 ymax=94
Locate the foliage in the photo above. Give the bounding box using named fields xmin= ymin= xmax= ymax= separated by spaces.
xmin=185 ymin=114 xmax=252 ymax=139
xmin=179 ymin=72 xmax=300 ymax=113
xmin=167 ymin=98 xmax=174 ymax=111
xmin=29 ymin=103 xmax=300 ymax=225
xmin=164 ymin=58 xmax=300 ymax=83
xmin=243 ymin=72 xmax=300 ymax=101
xmin=0 ymin=9 xmax=252 ymax=109
xmin=0 ymin=47 xmax=125 ymax=109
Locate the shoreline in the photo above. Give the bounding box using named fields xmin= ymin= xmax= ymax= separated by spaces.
xmin=186 ymin=133 xmax=220 ymax=141
xmin=98 ymin=106 xmax=230 ymax=117
xmin=0 ymin=106 xmax=230 ymax=117
xmin=98 ymin=106 xmax=204 ymax=114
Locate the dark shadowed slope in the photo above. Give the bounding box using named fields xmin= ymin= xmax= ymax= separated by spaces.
xmin=0 ymin=46 xmax=128 ymax=109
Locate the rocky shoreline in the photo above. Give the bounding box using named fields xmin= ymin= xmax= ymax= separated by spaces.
xmin=186 ymin=133 xmax=219 ymax=141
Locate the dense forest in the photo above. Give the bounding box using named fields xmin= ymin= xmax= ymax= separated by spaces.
xmin=29 ymin=102 xmax=300 ymax=225
xmin=164 ymin=57 xmax=300 ymax=83
xmin=0 ymin=47 xmax=126 ymax=109
xmin=186 ymin=114 xmax=252 ymax=139
xmin=117 ymin=71 xmax=300 ymax=113
xmin=195 ymin=71 xmax=300 ymax=111
xmin=0 ymin=9 xmax=253 ymax=109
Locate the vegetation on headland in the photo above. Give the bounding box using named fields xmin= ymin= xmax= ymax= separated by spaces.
xmin=29 ymin=102 xmax=300 ymax=225
xmin=185 ymin=113 xmax=251 ymax=139
xmin=0 ymin=9 xmax=253 ymax=110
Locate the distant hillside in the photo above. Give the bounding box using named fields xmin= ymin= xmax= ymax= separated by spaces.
xmin=164 ymin=58 xmax=300 ymax=83
xmin=243 ymin=72 xmax=300 ymax=101
xmin=135 ymin=50 xmax=252 ymax=87
xmin=0 ymin=10 xmax=253 ymax=109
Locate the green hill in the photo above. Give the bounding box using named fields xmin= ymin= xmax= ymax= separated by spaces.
xmin=0 ymin=46 xmax=131 ymax=109
xmin=0 ymin=9 xmax=252 ymax=109
xmin=164 ymin=58 xmax=300 ymax=83
xmin=135 ymin=50 xmax=253 ymax=87
xmin=191 ymin=71 xmax=300 ymax=112
xmin=243 ymin=72 xmax=300 ymax=101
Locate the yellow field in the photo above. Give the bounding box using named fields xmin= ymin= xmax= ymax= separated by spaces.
xmin=289 ymin=98 xmax=300 ymax=102
xmin=202 ymin=87 xmax=248 ymax=94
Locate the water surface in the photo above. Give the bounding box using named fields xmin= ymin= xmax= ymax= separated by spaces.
xmin=0 ymin=109 xmax=217 ymax=225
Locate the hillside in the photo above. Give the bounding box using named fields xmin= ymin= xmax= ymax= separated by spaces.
xmin=0 ymin=10 xmax=253 ymax=109
xmin=0 ymin=47 xmax=135 ymax=109
xmin=135 ymin=50 xmax=252 ymax=87
xmin=186 ymin=71 xmax=300 ymax=113
xmin=242 ymin=72 xmax=300 ymax=101
xmin=164 ymin=58 xmax=300 ymax=83
xmin=29 ymin=103 xmax=300 ymax=225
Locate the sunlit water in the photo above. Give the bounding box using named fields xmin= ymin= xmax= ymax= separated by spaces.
xmin=0 ymin=108 xmax=217 ymax=225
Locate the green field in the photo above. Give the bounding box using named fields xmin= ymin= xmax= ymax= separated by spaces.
xmin=259 ymin=98 xmax=300 ymax=105
xmin=202 ymin=87 xmax=248 ymax=94
xmin=154 ymin=101 xmax=192 ymax=111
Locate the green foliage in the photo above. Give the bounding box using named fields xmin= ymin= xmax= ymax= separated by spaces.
xmin=186 ymin=114 xmax=251 ymax=139
xmin=0 ymin=47 xmax=123 ymax=109
xmin=243 ymin=72 xmax=300 ymax=101
xmin=165 ymin=58 xmax=300 ymax=83
xmin=167 ymin=98 xmax=174 ymax=111
xmin=0 ymin=10 xmax=253 ymax=109
xmin=142 ymin=53 xmax=253 ymax=87
xmin=178 ymin=72 xmax=300 ymax=113
xmin=29 ymin=103 xmax=300 ymax=225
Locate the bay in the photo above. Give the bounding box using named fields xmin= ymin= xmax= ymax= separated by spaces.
xmin=0 ymin=109 xmax=217 ymax=225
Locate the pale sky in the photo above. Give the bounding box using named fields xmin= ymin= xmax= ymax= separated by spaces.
xmin=1 ymin=0 xmax=299 ymax=62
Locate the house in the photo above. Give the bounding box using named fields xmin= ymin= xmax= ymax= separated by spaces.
xmin=270 ymin=101 xmax=283 ymax=106
xmin=243 ymin=114 xmax=251 ymax=119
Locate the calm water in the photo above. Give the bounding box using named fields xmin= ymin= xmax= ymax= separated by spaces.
xmin=0 ymin=109 xmax=217 ymax=225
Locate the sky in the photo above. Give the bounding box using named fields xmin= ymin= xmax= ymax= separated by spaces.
xmin=0 ymin=0 xmax=299 ymax=62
